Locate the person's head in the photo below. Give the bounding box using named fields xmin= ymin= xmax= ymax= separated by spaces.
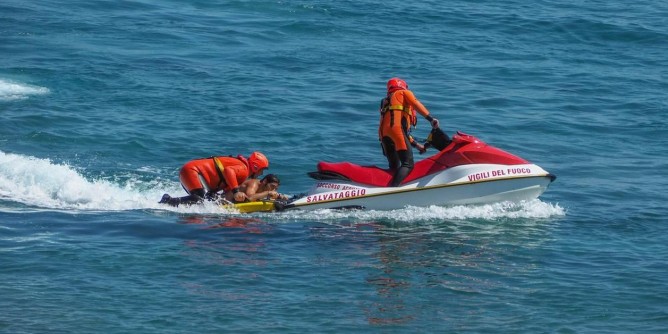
xmin=248 ymin=151 xmax=269 ymax=177
xmin=260 ymin=174 xmax=281 ymax=191
xmin=386 ymin=77 xmax=408 ymax=94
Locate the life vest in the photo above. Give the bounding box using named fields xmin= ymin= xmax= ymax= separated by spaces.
xmin=210 ymin=155 xmax=250 ymax=191
xmin=379 ymin=90 xmax=417 ymax=127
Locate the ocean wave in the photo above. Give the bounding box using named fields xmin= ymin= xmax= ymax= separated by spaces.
xmin=0 ymin=79 xmax=50 ymax=101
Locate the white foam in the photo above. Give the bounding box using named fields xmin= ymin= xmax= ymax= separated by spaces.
xmin=270 ymin=200 xmax=565 ymax=222
xmin=0 ymin=78 xmax=50 ymax=101
xmin=0 ymin=150 xmax=177 ymax=212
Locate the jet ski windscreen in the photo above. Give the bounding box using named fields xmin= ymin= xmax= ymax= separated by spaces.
xmin=426 ymin=128 xmax=452 ymax=151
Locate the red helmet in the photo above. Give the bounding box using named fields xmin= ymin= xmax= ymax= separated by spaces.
xmin=248 ymin=151 xmax=269 ymax=174
xmin=387 ymin=77 xmax=408 ymax=93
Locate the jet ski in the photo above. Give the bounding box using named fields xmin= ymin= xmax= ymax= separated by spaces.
xmin=272 ymin=131 xmax=556 ymax=211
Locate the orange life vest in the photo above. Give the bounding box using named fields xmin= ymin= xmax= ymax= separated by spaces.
xmin=379 ymin=90 xmax=418 ymax=127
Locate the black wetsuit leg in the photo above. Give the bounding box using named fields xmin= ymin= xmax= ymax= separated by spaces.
xmin=160 ymin=188 xmax=206 ymax=207
xmin=178 ymin=188 xmax=206 ymax=205
xmin=382 ymin=137 xmax=401 ymax=170
xmin=389 ymin=132 xmax=414 ymax=187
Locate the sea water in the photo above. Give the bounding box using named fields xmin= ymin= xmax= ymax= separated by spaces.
xmin=1 ymin=1 xmax=667 ymax=333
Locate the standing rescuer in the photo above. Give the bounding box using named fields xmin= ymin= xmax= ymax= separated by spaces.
xmin=159 ymin=151 xmax=269 ymax=206
xmin=379 ymin=77 xmax=440 ymax=186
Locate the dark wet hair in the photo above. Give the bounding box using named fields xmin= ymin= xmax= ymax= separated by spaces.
xmin=261 ymin=173 xmax=280 ymax=185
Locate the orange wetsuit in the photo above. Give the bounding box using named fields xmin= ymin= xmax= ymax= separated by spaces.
xmin=179 ymin=156 xmax=250 ymax=194
xmin=378 ymin=89 xmax=431 ymax=151
xmin=379 ymin=89 xmax=433 ymax=186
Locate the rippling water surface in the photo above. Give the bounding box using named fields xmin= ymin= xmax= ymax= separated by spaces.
xmin=2 ymin=0 xmax=667 ymax=333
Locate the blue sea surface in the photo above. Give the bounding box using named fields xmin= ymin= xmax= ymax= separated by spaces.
xmin=2 ymin=0 xmax=667 ymax=333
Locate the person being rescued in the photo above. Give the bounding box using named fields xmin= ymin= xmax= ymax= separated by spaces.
xmin=224 ymin=173 xmax=289 ymax=203
xmin=379 ymin=77 xmax=440 ymax=187
xmin=159 ymin=151 xmax=269 ymax=207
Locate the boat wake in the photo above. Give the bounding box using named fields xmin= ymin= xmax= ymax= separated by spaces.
xmin=265 ymin=200 xmax=564 ymax=222
xmin=0 ymin=150 xmax=174 ymax=212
